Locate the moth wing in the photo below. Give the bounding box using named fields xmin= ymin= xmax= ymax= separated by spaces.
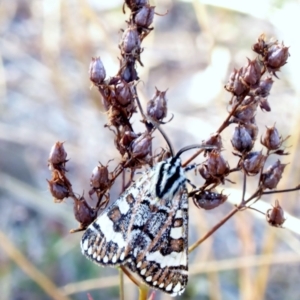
xmin=127 ymin=187 xmax=188 ymax=296
xmin=81 ymin=173 xmax=152 ymax=266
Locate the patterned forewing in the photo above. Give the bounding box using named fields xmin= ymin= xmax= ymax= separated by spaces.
xmin=81 ymin=172 xmax=152 ymax=266
xmin=127 ymin=187 xmax=188 ymax=296
xmin=81 ymin=157 xmax=189 ymax=296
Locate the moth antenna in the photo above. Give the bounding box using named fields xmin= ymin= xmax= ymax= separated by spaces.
xmin=175 ymin=144 xmax=213 ymax=158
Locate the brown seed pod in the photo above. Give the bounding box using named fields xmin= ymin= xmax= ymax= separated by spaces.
xmin=242 ymin=151 xmax=266 ymax=176
xmin=90 ymin=163 xmax=110 ymax=190
xmin=135 ymin=5 xmax=155 ymax=28
xmin=89 ymin=57 xmax=106 ymax=85
xmin=130 ymin=132 xmax=153 ymax=159
xmin=256 ymin=77 xmax=274 ymax=98
xmin=266 ymin=200 xmax=285 ymax=227
xmin=261 ymin=124 xmax=283 ymax=150
xmin=120 ymin=24 xmax=141 ymax=55
xmin=193 ymin=191 xmax=228 ymax=210
xmin=114 ymin=80 xmax=134 ymax=106
xmin=146 ymin=88 xmax=168 ymax=122
xmin=48 ymin=141 xmax=68 ymax=170
xmin=225 ymin=68 xmax=248 ymax=96
xmin=266 ymin=42 xmax=289 ymax=73
xmin=231 ymin=124 xmax=254 ymax=153
xmin=203 ymin=134 xmax=223 ymax=152
xmin=72 ymin=195 xmax=97 ymax=232
xmin=47 ymin=171 xmax=70 ymax=202
xmin=233 ymin=98 xmax=258 ymax=122
xmin=261 ymin=160 xmax=287 ymax=189
xmin=241 ymin=58 xmax=261 ymax=86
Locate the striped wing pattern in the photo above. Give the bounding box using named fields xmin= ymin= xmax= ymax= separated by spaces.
xmin=81 ymin=157 xmax=189 ymax=296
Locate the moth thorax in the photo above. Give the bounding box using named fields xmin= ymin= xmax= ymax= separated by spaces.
xmin=155 ymin=156 xmax=186 ymax=199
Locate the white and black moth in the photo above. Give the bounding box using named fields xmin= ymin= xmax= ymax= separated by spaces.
xmin=81 ymin=145 xmax=205 ymax=296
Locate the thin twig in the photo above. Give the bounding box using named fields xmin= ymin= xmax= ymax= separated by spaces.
xmin=262 ymin=186 xmax=300 ymax=195
xmin=120 ymin=266 xmax=141 ymax=287
xmin=119 ymin=268 xmax=125 ymax=300
xmin=189 ymin=207 xmax=239 ymax=253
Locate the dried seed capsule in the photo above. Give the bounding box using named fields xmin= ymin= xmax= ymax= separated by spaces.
xmin=244 ymin=121 xmax=259 ymax=141
xmin=261 ymin=160 xmax=287 ymax=189
xmin=193 ymin=191 xmax=228 ymax=210
xmin=120 ymin=25 xmax=141 ymax=54
xmin=89 ymin=57 xmax=106 ymax=84
xmin=125 ymin=0 xmax=147 ymax=11
xmin=120 ymin=130 xmax=139 ymax=149
xmin=135 ymin=5 xmax=155 ymax=28
xmin=73 ymin=196 xmax=97 ymax=229
xmin=205 ymin=150 xmax=230 ymax=177
xmin=118 ymin=58 xmax=139 ymax=82
xmin=48 ymin=141 xmax=67 ymax=166
xmin=257 ymin=77 xmax=274 ymax=98
xmin=266 ymin=43 xmax=289 ymax=70
xmin=266 ymin=200 xmax=285 ymax=227
xmin=233 ymin=98 xmax=258 ymax=122
xmin=146 ymin=88 xmax=168 ymax=121
xmin=47 ymin=178 xmax=69 ymax=202
xmin=252 ymin=33 xmax=268 ymax=55
xmin=131 ymin=132 xmax=152 ymax=159
xmin=90 ymin=163 xmax=110 ymax=190
xmin=242 ymin=151 xmax=266 ymax=175
xmin=259 ymin=98 xmax=271 ymax=112
xmin=203 ymin=134 xmax=223 ymax=151
xmin=241 ymin=58 xmax=261 ymax=86
xmin=231 ymin=125 xmax=254 ymax=153
xmin=225 ymin=68 xmax=248 ymax=96
xmin=115 ymin=80 xmax=133 ymax=106
xmin=261 ymin=125 xmax=282 ymax=150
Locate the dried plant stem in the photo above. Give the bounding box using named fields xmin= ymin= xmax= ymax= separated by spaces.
xmin=0 ymin=230 xmax=72 ymax=300
xmin=189 ymin=207 xmax=239 ymax=253
xmin=138 ymin=284 xmax=149 ymax=300
xmin=120 ymin=266 xmax=141 ymax=287
xmin=262 ymin=186 xmax=300 ymax=195
xmin=119 ymin=268 xmax=124 ymax=300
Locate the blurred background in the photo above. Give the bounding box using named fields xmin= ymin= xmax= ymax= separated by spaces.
xmin=1 ymin=0 xmax=300 ymax=299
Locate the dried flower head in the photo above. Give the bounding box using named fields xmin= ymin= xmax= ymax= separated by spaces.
xmin=89 ymin=57 xmax=106 ymax=85
xmin=199 ymin=150 xmax=230 ymax=183
xmin=261 ymin=124 xmax=283 ymax=150
xmin=261 ymin=160 xmax=287 ymax=189
xmin=120 ymin=24 xmax=141 ymax=55
xmin=256 ymin=77 xmax=274 ymax=98
xmin=266 ymin=199 xmax=285 ymax=227
xmin=47 ymin=170 xmax=70 ymax=202
xmin=258 ymin=97 xmax=271 ymax=112
xmin=146 ymin=88 xmax=168 ymax=122
xmin=225 ymin=68 xmax=248 ymax=96
xmin=231 ymin=124 xmax=254 ymax=153
xmin=125 ymin=0 xmax=147 ymax=11
xmin=130 ymin=131 xmax=153 ymax=159
xmin=135 ymin=5 xmax=155 ymax=28
xmin=233 ymin=98 xmax=258 ymax=122
xmin=72 ymin=195 xmax=97 ymax=232
xmin=266 ymin=42 xmax=289 ymax=75
xmin=193 ymin=191 xmax=228 ymax=210
xmin=90 ymin=163 xmax=110 ymax=190
xmin=242 ymin=151 xmax=266 ymax=176
xmin=48 ymin=141 xmax=68 ymax=170
xmin=203 ymin=134 xmax=223 ymax=152
xmin=114 ymin=80 xmax=134 ymax=106
xmin=241 ymin=58 xmax=261 ymax=86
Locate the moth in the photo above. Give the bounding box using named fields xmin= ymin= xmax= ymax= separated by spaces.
xmin=81 ymin=144 xmax=206 ymax=296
